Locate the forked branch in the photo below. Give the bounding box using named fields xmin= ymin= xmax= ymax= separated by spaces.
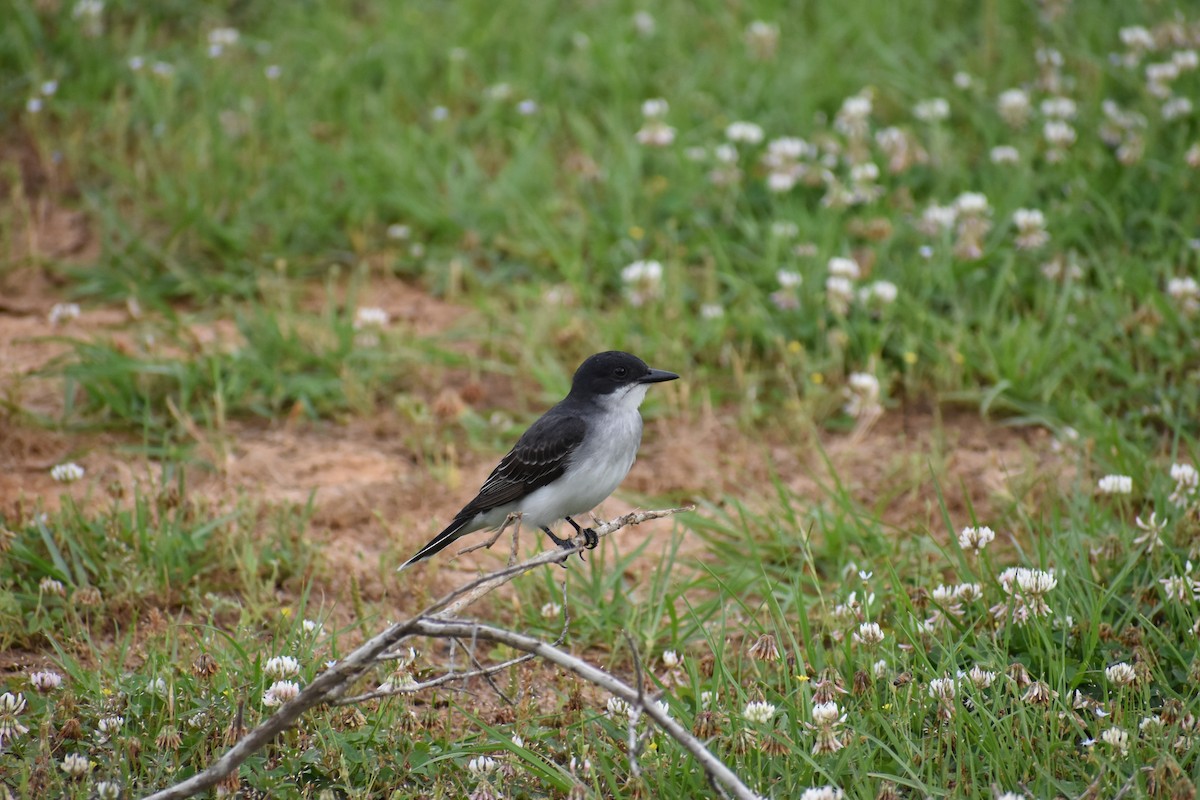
xmin=142 ymin=506 xmax=760 ymax=800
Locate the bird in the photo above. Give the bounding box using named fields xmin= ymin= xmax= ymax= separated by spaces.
xmin=398 ymin=351 xmax=679 ymax=570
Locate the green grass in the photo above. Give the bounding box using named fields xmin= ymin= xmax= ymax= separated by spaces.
xmin=3 ymin=0 xmax=1200 ymax=797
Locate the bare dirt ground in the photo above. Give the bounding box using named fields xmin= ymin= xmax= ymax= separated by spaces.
xmin=1 ymin=137 xmax=1070 ymax=668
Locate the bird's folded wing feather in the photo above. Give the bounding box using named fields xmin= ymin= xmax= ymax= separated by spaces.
xmin=460 ymin=411 xmax=587 ymax=515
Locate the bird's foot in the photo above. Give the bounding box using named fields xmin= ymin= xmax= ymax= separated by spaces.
xmin=582 ymin=527 xmax=599 ymax=549
xmin=541 ymin=526 xmax=575 ymax=568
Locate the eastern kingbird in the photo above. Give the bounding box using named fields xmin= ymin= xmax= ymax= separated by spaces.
xmin=398 ymin=351 xmax=679 ymax=570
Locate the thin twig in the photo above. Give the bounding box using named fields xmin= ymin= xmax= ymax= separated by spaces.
xmin=456 ymin=512 xmax=522 ymax=558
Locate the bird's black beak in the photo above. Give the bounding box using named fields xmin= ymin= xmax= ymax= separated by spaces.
xmin=639 ymin=368 xmax=680 ymax=384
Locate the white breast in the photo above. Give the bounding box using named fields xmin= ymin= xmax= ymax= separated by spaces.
xmin=514 ymin=385 xmax=647 ymax=528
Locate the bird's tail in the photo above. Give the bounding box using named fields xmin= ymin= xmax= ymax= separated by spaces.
xmin=397 ymin=514 xmax=474 ymax=572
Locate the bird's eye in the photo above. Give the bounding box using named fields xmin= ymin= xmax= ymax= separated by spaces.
xmin=613 ymin=366 xmax=628 ymax=378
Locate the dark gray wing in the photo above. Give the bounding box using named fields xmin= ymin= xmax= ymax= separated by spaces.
xmin=460 ymin=410 xmax=587 ymax=517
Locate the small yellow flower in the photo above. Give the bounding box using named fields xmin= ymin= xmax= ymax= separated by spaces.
xmin=796 ymin=674 xmax=810 ymax=682
xmin=882 ymin=703 xmax=892 ymax=711
xmin=647 ymin=175 xmax=670 ymax=194
xmin=951 ymin=351 xmax=965 ymax=365
xmin=281 ymin=607 xmax=293 ymax=618
xmin=629 ymin=225 xmax=645 ymax=240
xmin=903 ymin=351 xmax=917 ymax=365
xmin=787 ymin=340 xmax=802 ymax=354
xmin=811 ymin=372 xmax=824 ymax=385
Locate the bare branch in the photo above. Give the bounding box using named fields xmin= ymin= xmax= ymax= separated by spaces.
xmin=141 ymin=506 xmax=715 ymax=800
xmin=413 ymin=618 xmax=762 ymax=800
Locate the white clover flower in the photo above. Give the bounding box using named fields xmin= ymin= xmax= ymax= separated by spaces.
xmin=726 ymin=121 xmax=764 ymax=144
xmin=148 ymin=676 xmax=168 ymax=697
xmin=1040 ymin=97 xmax=1077 ymax=120
xmin=620 ymin=260 xmax=664 ymax=306
xmin=913 ymin=98 xmax=950 ymax=122
xmin=993 ymin=567 xmax=1058 ymax=626
xmin=430 ymin=106 xmax=449 ymax=122
xmin=1100 ymin=726 xmax=1129 ymax=755
xmin=265 ymin=64 xmax=282 ymax=80
xmin=827 ymin=257 xmax=861 ymax=279
xmin=1119 ymin=26 xmax=1154 ymax=50
xmin=799 ymin=787 xmax=844 ymax=800
xmin=262 ymin=679 xmax=300 ymax=707
xmin=72 ymin=0 xmax=104 ymax=36
xmin=517 ymin=99 xmax=538 ymax=115
xmin=96 ymin=781 xmax=121 ymax=800
xmin=467 ymin=755 xmax=498 ymax=777
xmin=39 ymin=576 xmax=66 ymax=596
xmin=966 ymin=666 xmax=996 ymax=689
xmin=1170 ymin=462 xmax=1199 ymax=505
xmin=954 ymin=192 xmax=990 ymax=216
xmin=990 ymin=145 xmax=1020 ymax=164
xmin=953 ymin=71 xmax=973 ymax=89
xmin=1162 ymin=97 xmax=1193 ymax=121
xmin=849 ymin=162 xmax=879 ymax=184
xmin=25 ymin=95 xmax=42 ymax=114
xmin=776 ymin=269 xmax=803 ymax=289
xmin=744 ymin=20 xmax=780 ymax=59
xmin=662 ymin=650 xmax=681 ymax=669
xmin=540 ymin=601 xmax=562 ymax=619
xmin=511 ymin=734 xmax=525 ymax=748
xmin=955 ymin=525 xmax=993 ymax=556
xmin=1174 ymin=50 xmax=1199 ymax=70
xmin=1097 ymin=474 xmax=1133 ymax=495
xmin=872 ymin=659 xmax=888 ymax=678
xmin=1043 ymin=120 xmax=1077 ymax=149
xmin=810 ymin=701 xmax=842 ymax=726
xmin=632 ymin=10 xmax=656 ymax=36
xmin=640 ymin=98 xmax=669 ymax=119
xmin=920 ymin=204 xmax=959 ymax=235
xmin=207 ymin=27 xmax=239 ymax=47
xmin=843 ymin=372 xmax=881 ymax=419
xmin=636 ymin=120 xmax=675 ymax=146
xmin=61 ymin=752 xmax=90 ymax=776
xmin=30 ymin=670 xmax=63 ymax=693
xmin=97 ymin=715 xmax=124 ymax=735
xmin=825 ymin=276 xmax=854 ymax=314
xmin=353 ymin=307 xmax=389 ymax=330
xmin=1167 ymin=277 xmax=1200 ymax=314
xmin=265 ymin=655 xmax=301 ymax=679
xmin=699 ymin=690 xmax=715 ymax=709
xmin=997 ymin=88 xmax=1032 ymax=128
xmin=386 ymin=224 xmax=411 ymax=240
xmin=49 ymin=302 xmax=81 ymax=324
xmin=1106 ymin=662 xmax=1137 ymax=686
xmin=858 ymin=280 xmax=898 ymax=305
xmin=834 ymin=93 xmax=873 ymax=138
xmin=302 ymin=618 xmax=321 ymax=634
xmin=1147 ymin=61 xmax=1180 ymax=85
xmin=928 ymin=677 xmax=956 ymax=701
xmin=955 ymin=582 xmax=984 ymax=602
xmin=853 ymin=622 xmax=885 ymax=647
xmin=0 ymin=692 xmax=29 ymax=747
xmin=51 ymin=462 xmax=85 ymax=483
xmin=606 ymin=696 xmax=632 ymax=719
xmin=743 ymin=700 xmax=777 ymax=724
xmin=1012 ymin=208 xmax=1050 ymax=250
xmin=128 ymin=55 xmax=144 ymax=71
